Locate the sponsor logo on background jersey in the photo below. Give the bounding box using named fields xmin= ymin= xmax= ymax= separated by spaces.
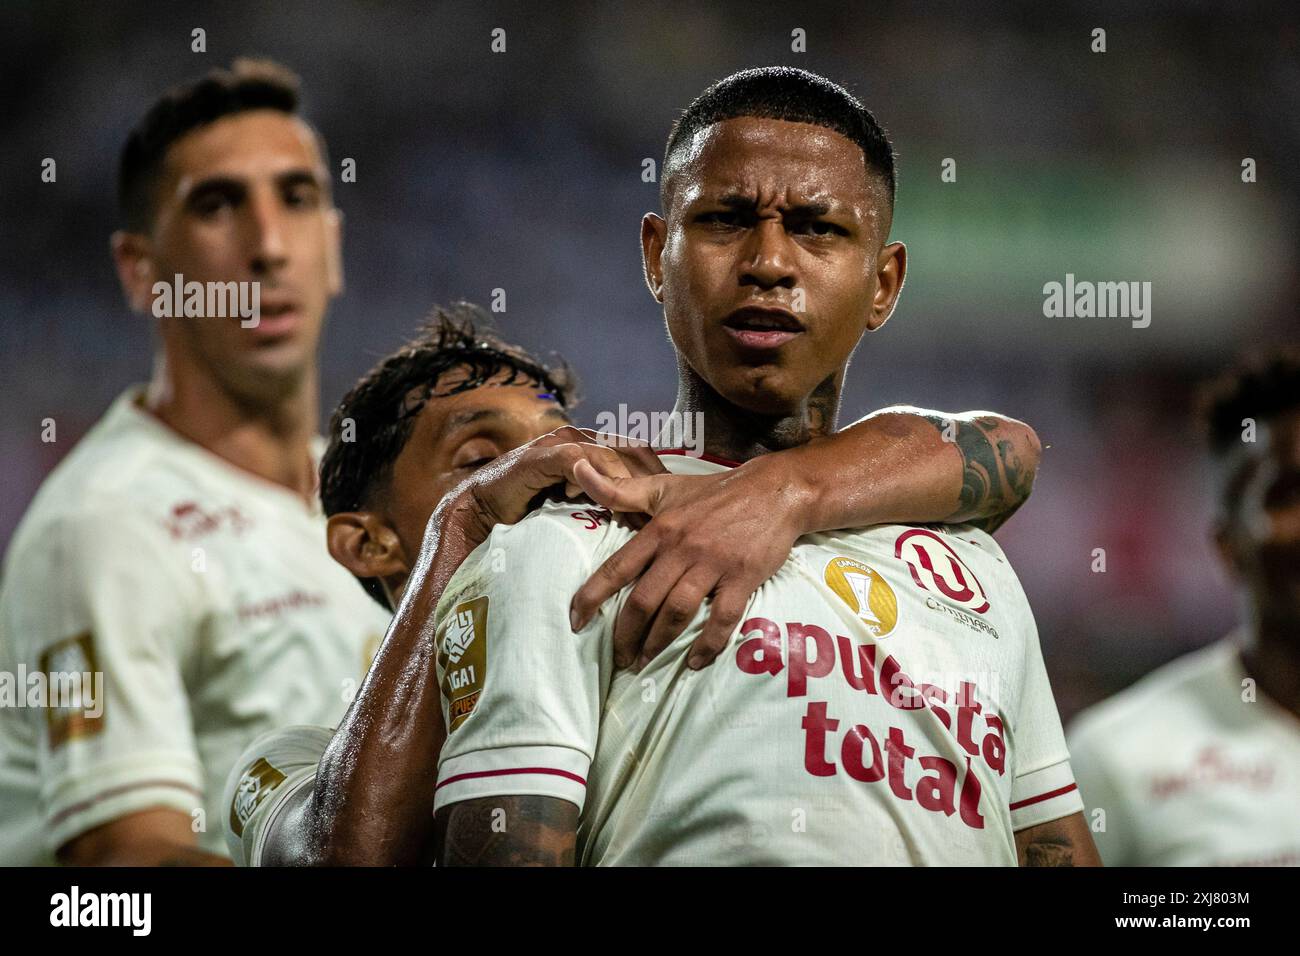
xmin=894 ymin=529 xmax=991 ymax=614
xmin=823 ymin=557 xmax=898 ymax=637
xmin=230 ymin=757 xmax=287 ymax=837
xmin=438 ymin=597 xmax=488 ymax=732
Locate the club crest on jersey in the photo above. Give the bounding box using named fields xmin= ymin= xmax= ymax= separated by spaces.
xmin=437 ymin=597 xmax=488 ymax=732
xmin=823 ymin=557 xmax=898 ymax=637
xmin=230 ymin=757 xmax=286 ymax=838
xmin=894 ymin=529 xmax=991 ymax=614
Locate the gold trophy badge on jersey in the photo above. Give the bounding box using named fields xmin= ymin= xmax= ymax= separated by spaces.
xmin=437 ymin=596 xmax=488 ymax=732
xmin=823 ymin=557 xmax=898 ymax=637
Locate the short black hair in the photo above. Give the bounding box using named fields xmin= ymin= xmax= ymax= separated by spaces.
xmin=661 ymin=66 xmax=896 ymax=209
xmin=118 ymin=58 xmax=315 ymax=232
xmin=1198 ymin=348 xmax=1300 ymax=456
xmin=319 ymin=302 xmax=578 ymax=608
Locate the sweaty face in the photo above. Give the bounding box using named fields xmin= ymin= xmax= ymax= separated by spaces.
xmin=382 ymin=371 xmax=570 ymax=560
xmin=656 ymin=116 xmax=895 ymax=415
xmin=1224 ymin=410 xmax=1300 ymax=618
xmin=146 ymin=109 xmax=341 ymax=398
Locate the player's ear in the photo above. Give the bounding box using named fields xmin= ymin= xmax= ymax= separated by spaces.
xmin=867 ymin=240 xmax=906 ymax=332
xmin=324 ymin=206 xmax=344 ymax=298
xmin=111 ymin=231 xmax=157 ymax=315
xmin=327 ymin=511 xmax=407 ymax=582
xmin=641 ymin=213 xmax=667 ymax=303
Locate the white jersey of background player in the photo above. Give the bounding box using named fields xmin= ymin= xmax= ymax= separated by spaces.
xmin=0 ymin=61 xmax=389 ymax=865
xmin=1069 ymin=353 xmax=1300 ymax=867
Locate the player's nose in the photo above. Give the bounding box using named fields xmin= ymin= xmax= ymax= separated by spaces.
xmin=246 ymin=189 xmax=289 ymax=276
xmin=738 ymin=219 xmax=797 ymax=290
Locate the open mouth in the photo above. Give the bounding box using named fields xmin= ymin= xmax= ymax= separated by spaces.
xmin=248 ymin=298 xmax=301 ymax=336
xmin=722 ymin=306 xmax=806 ymax=350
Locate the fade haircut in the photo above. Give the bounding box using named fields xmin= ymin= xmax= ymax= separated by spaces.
xmin=319 ymin=302 xmax=578 ymax=607
xmin=1198 ymin=348 xmax=1300 ymax=518
xmin=661 ymin=66 xmax=896 ymax=210
xmin=1199 ymin=348 xmax=1300 ymax=457
xmin=118 ymin=58 xmax=322 ymax=232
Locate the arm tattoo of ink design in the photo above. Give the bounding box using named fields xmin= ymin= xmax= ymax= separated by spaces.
xmin=435 ymin=795 xmax=578 ymax=866
xmin=925 ymin=414 xmax=1036 ymax=534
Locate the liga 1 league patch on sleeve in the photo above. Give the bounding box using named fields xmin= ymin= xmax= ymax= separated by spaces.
xmin=229 ymin=757 xmax=288 ymax=838
xmin=437 ymin=596 xmax=488 ymax=733
xmin=38 ymin=631 xmax=106 ymax=748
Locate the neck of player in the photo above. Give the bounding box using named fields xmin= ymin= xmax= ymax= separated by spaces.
xmin=667 ymin=359 xmax=842 ymax=463
xmin=1240 ymin=602 xmax=1300 ymax=722
xmin=144 ymin=349 xmax=321 ymax=504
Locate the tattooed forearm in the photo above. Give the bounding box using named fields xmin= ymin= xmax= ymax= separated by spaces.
xmin=1015 ymin=813 xmax=1102 ymax=867
xmin=434 ymin=796 xmax=578 ymax=866
xmin=924 ymin=414 xmax=1039 ymax=533
xmin=1023 ymin=837 xmax=1076 ymax=867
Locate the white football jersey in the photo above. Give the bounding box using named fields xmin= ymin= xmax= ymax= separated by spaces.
xmin=1068 ymin=636 xmax=1300 ymax=866
xmin=433 ymin=453 xmax=1081 ymax=865
xmin=0 ymin=388 xmax=390 ymax=863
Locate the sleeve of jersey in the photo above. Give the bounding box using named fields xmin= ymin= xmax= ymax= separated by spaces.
xmin=1008 ymin=615 xmax=1084 ymax=831
xmin=433 ymin=512 xmax=610 ymax=816
xmin=2 ymin=508 xmax=206 ymax=852
xmin=222 ymin=725 xmax=334 ymax=866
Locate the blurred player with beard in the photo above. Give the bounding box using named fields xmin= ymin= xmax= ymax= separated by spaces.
xmin=0 ymin=60 xmax=390 ymax=865
xmin=1069 ymin=351 xmax=1300 ymax=866
xmin=415 ymin=67 xmax=1097 ymax=866
xmin=222 ymin=297 xmax=1046 ymax=865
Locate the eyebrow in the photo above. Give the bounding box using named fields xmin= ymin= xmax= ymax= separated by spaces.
xmin=440 ymin=407 xmax=506 ymax=434
xmin=712 ymin=192 xmax=835 ymax=218
xmin=183 ymin=167 xmax=325 ymax=202
xmin=438 ymin=402 xmax=570 ymax=438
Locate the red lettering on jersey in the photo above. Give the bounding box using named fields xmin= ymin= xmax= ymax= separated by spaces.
xmin=915 ymin=756 xmax=959 ymax=816
xmin=885 ymin=726 xmax=915 ymax=801
xmin=736 ymin=617 xmax=783 ymax=677
xmin=919 ymin=683 xmax=952 ymax=731
xmin=569 ymin=508 xmax=611 ymax=530
xmin=801 ymin=702 xmax=839 ymax=776
xmin=837 ymin=636 xmax=877 ymax=694
xmin=959 ymin=756 xmax=986 ymax=829
xmin=880 ymin=654 xmax=925 ymax=710
xmin=787 ymin=622 xmax=834 ymax=698
xmin=955 ymin=681 xmax=982 ymax=757
xmin=841 ymin=724 xmax=885 ymax=783
xmin=982 ymin=715 xmax=1006 ymax=775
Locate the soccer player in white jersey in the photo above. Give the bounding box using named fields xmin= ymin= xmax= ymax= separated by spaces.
xmin=224 ymin=69 xmax=1091 ymax=866
xmin=0 ymin=60 xmax=390 ymax=865
xmin=1069 ymin=351 xmax=1300 ymax=866
xmin=428 ymin=67 xmax=1096 ymax=866
xmin=222 ymin=303 xmax=1044 ymax=866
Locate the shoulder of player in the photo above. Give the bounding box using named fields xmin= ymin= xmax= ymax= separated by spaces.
xmin=13 ymin=421 xmax=205 ymax=542
xmin=1068 ymin=642 xmax=1230 ymax=746
xmin=487 ymin=499 xmax=630 ymax=556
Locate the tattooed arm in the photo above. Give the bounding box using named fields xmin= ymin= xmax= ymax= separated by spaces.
xmin=1014 ymin=812 xmax=1103 ymax=867
xmin=569 ymin=406 xmax=1042 ymax=669
xmin=434 ymin=796 xmax=578 ymax=866
xmin=799 ymin=406 xmax=1041 ymax=536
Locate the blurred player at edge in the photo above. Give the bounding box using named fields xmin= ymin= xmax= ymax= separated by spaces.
xmin=426 ymin=67 xmax=1098 ymax=866
xmin=0 ymin=60 xmax=390 ymax=865
xmin=1069 ymin=351 xmax=1300 ymax=866
xmin=222 ymin=299 xmax=1048 ymax=866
